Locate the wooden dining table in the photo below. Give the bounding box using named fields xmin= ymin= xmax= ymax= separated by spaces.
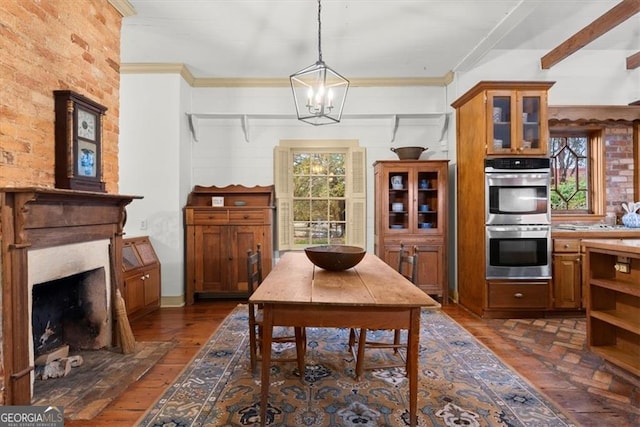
xmin=249 ymin=251 xmax=441 ymax=426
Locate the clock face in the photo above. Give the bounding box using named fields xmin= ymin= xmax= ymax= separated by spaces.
xmin=77 ymin=108 xmax=97 ymax=141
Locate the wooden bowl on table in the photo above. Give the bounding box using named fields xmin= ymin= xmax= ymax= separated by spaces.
xmin=304 ymin=245 xmax=366 ymax=271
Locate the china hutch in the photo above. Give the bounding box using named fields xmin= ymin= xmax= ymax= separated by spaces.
xmin=184 ymin=185 xmax=274 ymax=304
xmin=373 ymin=160 xmax=449 ymax=303
xmin=451 ymin=81 xmax=555 ymax=317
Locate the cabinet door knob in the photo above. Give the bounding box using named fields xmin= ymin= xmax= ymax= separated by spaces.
xmin=564 ymin=244 xmax=570 ymax=248
xmin=514 ymin=292 xmax=524 ymax=298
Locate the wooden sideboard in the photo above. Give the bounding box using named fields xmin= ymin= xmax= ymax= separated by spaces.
xmin=184 ymin=185 xmax=274 ymax=304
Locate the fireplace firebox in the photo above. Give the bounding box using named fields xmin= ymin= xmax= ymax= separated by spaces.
xmin=32 ymin=267 xmax=109 ymax=359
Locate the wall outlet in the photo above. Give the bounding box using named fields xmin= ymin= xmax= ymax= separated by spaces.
xmin=140 ymin=219 xmax=148 ymax=230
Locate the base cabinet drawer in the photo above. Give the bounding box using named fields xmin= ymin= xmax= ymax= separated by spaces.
xmin=488 ymin=282 xmax=549 ymax=308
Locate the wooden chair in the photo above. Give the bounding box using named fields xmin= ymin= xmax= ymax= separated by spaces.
xmin=247 ymin=244 xmax=306 ymax=376
xmin=348 ymin=243 xmax=419 ymax=379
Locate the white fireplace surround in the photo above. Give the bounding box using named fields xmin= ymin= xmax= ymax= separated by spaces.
xmin=27 ymin=239 xmax=113 ymax=396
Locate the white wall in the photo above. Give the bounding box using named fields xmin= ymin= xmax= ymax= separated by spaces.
xmin=118 ymin=48 xmax=638 ymax=303
xmin=119 ymin=73 xmax=190 ymax=302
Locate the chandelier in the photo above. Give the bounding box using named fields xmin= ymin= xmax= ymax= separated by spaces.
xmin=290 ymin=0 xmax=349 ymax=125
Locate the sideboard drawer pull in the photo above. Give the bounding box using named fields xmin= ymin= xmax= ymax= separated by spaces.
xmin=514 ymin=292 xmax=524 ymax=298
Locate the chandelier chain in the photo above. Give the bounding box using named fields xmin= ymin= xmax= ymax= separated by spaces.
xmin=317 ymin=0 xmax=323 ymax=63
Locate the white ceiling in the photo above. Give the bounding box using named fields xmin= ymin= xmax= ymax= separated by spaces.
xmin=120 ymin=0 xmax=640 ymax=80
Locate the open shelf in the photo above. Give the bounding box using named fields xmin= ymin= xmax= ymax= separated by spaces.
xmin=584 ymin=240 xmax=640 ymax=378
xmin=590 ymin=309 xmax=640 ymax=335
xmin=590 ymin=345 xmax=640 ymax=377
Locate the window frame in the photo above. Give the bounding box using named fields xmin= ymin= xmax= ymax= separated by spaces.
xmin=549 ymin=127 xmax=605 ymax=221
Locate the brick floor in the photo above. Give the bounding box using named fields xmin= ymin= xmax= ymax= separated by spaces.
xmin=486 ymin=316 xmax=640 ymax=424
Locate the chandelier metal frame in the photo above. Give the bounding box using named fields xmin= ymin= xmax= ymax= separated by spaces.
xmin=290 ymin=0 xmax=349 ymax=125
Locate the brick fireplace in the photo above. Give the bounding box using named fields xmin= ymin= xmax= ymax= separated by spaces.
xmin=0 ymin=188 xmax=139 ymax=405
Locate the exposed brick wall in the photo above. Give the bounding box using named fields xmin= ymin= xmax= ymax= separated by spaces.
xmin=0 ymin=0 xmax=122 ymax=405
xmin=0 ymin=0 xmax=121 ymax=192
xmin=605 ymin=126 xmax=635 ymax=216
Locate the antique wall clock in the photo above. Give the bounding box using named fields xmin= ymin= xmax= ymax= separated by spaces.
xmin=54 ymin=90 xmax=107 ymax=192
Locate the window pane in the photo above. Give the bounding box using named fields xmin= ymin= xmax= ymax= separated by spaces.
xmin=293 ymin=153 xmax=310 ymax=174
xmin=311 ymin=153 xmax=326 ymax=175
xmin=328 ymin=153 xmax=345 ymax=175
xmin=311 ymin=176 xmax=329 ymax=197
xmin=293 ymin=200 xmax=310 ymax=221
xmin=311 ymin=200 xmax=328 ymax=221
xmin=329 ymin=200 xmax=345 ymax=221
xmin=329 ymin=176 xmax=345 ymax=197
xmin=293 ymin=176 xmax=311 ymax=197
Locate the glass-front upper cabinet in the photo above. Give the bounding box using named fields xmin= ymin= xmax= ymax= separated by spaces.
xmin=487 ymin=90 xmax=549 ymax=156
xmin=381 ymin=164 xmax=443 ymax=233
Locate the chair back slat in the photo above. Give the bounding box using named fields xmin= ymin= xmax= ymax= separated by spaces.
xmin=398 ymin=243 xmax=419 ymax=285
xmin=246 ymin=243 xmax=262 ymax=295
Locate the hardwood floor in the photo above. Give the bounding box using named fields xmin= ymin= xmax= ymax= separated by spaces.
xmin=66 ymin=300 xmax=638 ymax=426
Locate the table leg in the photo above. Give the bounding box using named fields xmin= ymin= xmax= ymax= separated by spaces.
xmin=355 ymin=328 xmax=366 ymax=380
xmin=407 ymin=308 xmax=420 ymax=427
xmin=259 ymin=305 xmax=273 ymax=426
xmin=295 ymin=327 xmax=306 ymax=378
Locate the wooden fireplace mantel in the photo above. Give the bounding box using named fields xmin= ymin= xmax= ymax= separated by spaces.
xmin=0 ymin=187 xmax=141 ymax=405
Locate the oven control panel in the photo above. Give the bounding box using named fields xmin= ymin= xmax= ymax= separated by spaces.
xmin=485 ymin=157 xmax=550 ymax=170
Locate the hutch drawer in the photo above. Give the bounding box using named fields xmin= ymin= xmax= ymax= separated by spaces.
xmin=191 ymin=210 xmax=229 ymax=224
xmin=229 ymin=209 xmax=268 ymax=223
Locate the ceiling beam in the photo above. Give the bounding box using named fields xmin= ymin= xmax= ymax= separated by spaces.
xmin=627 ymin=51 xmax=640 ymax=69
xmin=454 ymin=1 xmax=539 ymax=72
xmin=541 ymin=0 xmax=640 ymax=69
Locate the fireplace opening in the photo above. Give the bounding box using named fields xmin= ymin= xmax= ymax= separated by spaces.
xmin=32 ymin=267 xmax=110 ymax=360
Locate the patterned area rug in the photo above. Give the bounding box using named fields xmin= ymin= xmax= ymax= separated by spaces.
xmin=138 ymin=304 xmax=576 ymax=426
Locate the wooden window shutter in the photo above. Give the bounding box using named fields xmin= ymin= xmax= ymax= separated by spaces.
xmin=273 ymin=146 xmax=292 ymax=249
xmin=347 ymin=147 xmax=367 ymax=247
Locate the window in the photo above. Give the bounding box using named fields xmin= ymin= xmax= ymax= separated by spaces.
xmin=549 ymin=129 xmax=604 ymax=217
xmin=274 ymin=140 xmax=366 ymax=250
xmin=292 ymin=152 xmax=346 ymax=245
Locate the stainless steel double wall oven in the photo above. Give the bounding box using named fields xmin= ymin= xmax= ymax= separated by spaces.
xmin=484 ymin=157 xmax=551 ymax=279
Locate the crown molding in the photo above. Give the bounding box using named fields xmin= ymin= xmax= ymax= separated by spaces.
xmin=120 ymin=63 xmax=196 ymax=85
xmin=119 ymin=63 xmax=453 ymax=87
xmin=108 ymin=0 xmax=136 ymax=17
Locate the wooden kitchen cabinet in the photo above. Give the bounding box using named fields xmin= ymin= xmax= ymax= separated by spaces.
xmin=552 ymin=238 xmax=583 ymax=309
xmin=373 ymin=160 xmax=449 ymax=303
xmin=583 ymin=239 xmax=640 ymax=377
xmin=451 ymin=81 xmax=554 ymax=318
xmin=184 ymin=185 xmax=274 ymax=304
xmin=122 ymin=236 xmax=161 ymax=320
